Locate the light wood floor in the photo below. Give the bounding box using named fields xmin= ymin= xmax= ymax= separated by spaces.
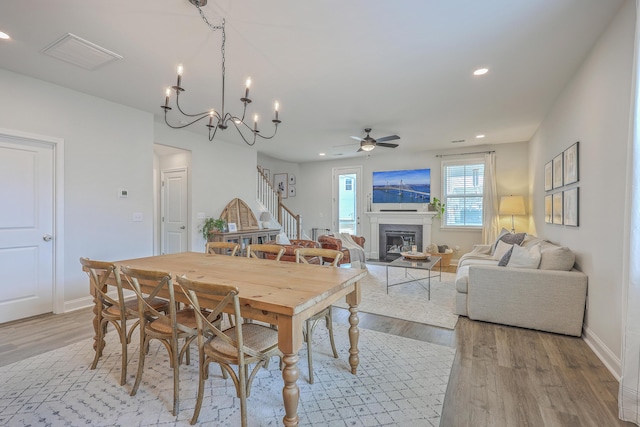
xmin=0 ymin=307 xmax=632 ymax=427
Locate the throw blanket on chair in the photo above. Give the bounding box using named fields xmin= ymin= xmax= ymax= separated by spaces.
xmin=338 ymin=233 xmax=366 ymax=269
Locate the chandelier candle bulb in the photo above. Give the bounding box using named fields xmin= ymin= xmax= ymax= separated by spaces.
xmin=176 ymin=64 xmax=183 ymax=88
xmin=274 ymin=101 xmax=279 ymax=121
xmin=254 ymin=114 xmax=258 ymax=131
xmin=245 ymin=77 xmax=251 ymax=99
xmin=208 ymin=110 xmax=214 ymax=127
xmin=164 ymin=87 xmax=170 ymax=108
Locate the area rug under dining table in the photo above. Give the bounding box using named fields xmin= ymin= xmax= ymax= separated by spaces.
xmin=0 ymin=323 xmax=456 ymax=426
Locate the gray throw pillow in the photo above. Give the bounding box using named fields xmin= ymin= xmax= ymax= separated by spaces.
xmin=539 ymin=246 xmax=575 ymax=271
xmin=498 ymin=246 xmax=514 ymax=266
xmin=499 ymin=232 xmax=526 ymax=247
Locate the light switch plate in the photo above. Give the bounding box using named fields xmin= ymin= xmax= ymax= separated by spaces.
xmin=133 ymin=212 xmax=143 ymax=222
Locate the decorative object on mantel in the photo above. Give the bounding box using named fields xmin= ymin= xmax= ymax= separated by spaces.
xmin=160 ymin=0 xmax=281 ymax=146
xmin=499 ymin=195 xmax=526 ymax=233
xmin=219 ymin=198 xmax=258 ymax=230
xmin=199 ymin=217 xmax=226 ymax=239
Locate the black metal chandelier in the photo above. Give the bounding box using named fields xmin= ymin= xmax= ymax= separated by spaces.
xmin=161 ymin=0 xmax=281 ymax=146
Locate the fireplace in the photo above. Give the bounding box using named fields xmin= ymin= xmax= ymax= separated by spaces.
xmin=365 ymin=211 xmax=436 ymax=260
xmin=379 ymin=224 xmax=423 ymax=261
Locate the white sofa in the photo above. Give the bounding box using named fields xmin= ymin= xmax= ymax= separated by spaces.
xmin=454 ymin=233 xmax=588 ymax=336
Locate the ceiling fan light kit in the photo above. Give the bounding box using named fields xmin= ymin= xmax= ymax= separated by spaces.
xmin=351 ymin=128 xmax=400 ymax=152
xmin=161 ymin=0 xmax=281 ymax=146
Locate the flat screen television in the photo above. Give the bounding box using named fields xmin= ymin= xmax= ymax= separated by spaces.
xmin=372 ymin=168 xmax=430 ymax=204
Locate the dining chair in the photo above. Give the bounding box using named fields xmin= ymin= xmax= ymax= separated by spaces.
xmin=294 ymin=247 xmax=344 ymax=384
xmin=205 ymin=241 xmax=240 ymax=256
xmin=246 ymin=243 xmax=285 ymax=261
xmin=177 ymin=275 xmax=282 ymax=426
xmin=120 ymin=265 xmax=207 ymax=416
xmin=79 ymin=257 xmax=169 ymax=386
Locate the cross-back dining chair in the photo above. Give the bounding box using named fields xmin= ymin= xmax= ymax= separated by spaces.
xmin=177 ymin=275 xmax=282 ymax=426
xmin=294 ymin=247 xmax=344 ymax=384
xmin=246 ymin=243 xmax=285 ymax=261
xmin=120 ymin=265 xmax=206 ymax=416
xmin=205 ymin=241 xmax=240 ymax=256
xmin=79 ymin=257 xmax=169 ymax=386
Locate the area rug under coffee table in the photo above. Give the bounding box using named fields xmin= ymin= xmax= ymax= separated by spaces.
xmin=0 ymin=323 xmax=455 ymax=427
xmin=334 ymin=263 xmax=459 ymax=329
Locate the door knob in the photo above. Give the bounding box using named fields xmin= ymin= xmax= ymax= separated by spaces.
xmin=43 ymin=234 xmax=53 ymax=242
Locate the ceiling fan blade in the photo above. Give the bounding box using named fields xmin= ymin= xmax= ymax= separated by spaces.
xmin=376 ymin=142 xmax=399 ymax=148
xmin=333 ymin=142 xmax=359 ymax=148
xmin=351 ymin=136 xmax=365 ymax=142
xmin=376 ymin=135 xmax=400 ymax=142
xmin=357 ymin=147 xmax=364 ymax=152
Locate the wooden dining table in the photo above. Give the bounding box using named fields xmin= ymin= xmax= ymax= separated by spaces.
xmin=89 ymin=251 xmax=368 ymax=427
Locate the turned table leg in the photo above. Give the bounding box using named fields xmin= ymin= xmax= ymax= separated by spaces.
xmin=348 ymin=304 xmax=360 ymax=374
xmin=282 ymin=353 xmax=300 ymax=427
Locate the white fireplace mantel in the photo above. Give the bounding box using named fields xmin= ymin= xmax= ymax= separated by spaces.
xmin=365 ymin=211 xmax=437 ymax=260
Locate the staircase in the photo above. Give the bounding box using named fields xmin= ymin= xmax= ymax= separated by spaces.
xmin=257 ymin=167 xmax=301 ymax=240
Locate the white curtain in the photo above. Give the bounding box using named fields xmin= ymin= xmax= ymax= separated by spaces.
xmin=620 ymin=2 xmax=640 ymax=423
xmin=481 ymin=152 xmax=500 ymax=244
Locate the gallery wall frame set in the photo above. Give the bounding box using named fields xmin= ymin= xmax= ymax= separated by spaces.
xmin=544 ymin=141 xmax=579 ymax=226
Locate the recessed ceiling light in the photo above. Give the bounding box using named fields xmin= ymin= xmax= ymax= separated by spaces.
xmin=476 ymin=134 xmax=485 ymax=139
xmin=319 ymin=152 xmax=326 ymax=156
xmin=0 ymin=31 xmax=10 ymax=40
xmin=473 ymin=68 xmax=489 ymax=76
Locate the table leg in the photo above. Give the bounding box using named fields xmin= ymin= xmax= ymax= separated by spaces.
xmin=282 ymin=353 xmax=300 ymax=427
xmin=91 ymin=285 xmax=105 ymax=357
xmin=347 ymin=303 xmax=360 ymax=374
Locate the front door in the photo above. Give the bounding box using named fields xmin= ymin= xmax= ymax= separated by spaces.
xmin=0 ymin=136 xmax=54 ymax=323
xmin=161 ymin=168 xmax=188 ymax=254
xmin=332 ymin=166 xmax=362 ymax=235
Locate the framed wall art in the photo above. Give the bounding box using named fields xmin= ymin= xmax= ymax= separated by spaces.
xmin=289 ymin=174 xmax=296 ymax=185
xmin=289 ymin=186 xmax=296 ymax=197
xmin=544 ymin=194 xmax=553 ymax=223
xmin=552 ymin=192 xmax=563 ymax=225
xmin=553 ymin=153 xmax=563 ymax=189
xmin=564 ymin=141 xmax=579 ymax=185
xmin=228 ymin=222 xmax=237 ymax=232
xmin=544 ymin=161 xmax=553 ymax=191
xmin=273 ymin=173 xmax=288 ymax=199
xmin=564 ymin=187 xmax=579 ymax=226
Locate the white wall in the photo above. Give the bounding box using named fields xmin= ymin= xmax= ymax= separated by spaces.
xmin=286 ymin=141 xmax=529 ymax=259
xmin=529 ymin=0 xmax=634 ymax=376
xmin=0 ymin=68 xmax=259 ymax=311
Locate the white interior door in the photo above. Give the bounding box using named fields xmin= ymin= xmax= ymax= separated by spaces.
xmin=332 ymin=166 xmax=362 ymax=235
xmin=0 ymin=137 xmax=54 ymax=323
xmin=161 ymin=168 xmax=188 ymax=254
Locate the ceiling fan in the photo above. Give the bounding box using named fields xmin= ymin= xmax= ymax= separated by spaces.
xmin=350 ymin=128 xmax=400 ymax=152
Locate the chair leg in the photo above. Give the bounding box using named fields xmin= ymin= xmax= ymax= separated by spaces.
xmin=119 ymin=321 xmax=128 ymax=386
xmin=306 ymin=319 xmax=314 ymax=384
xmin=131 ymin=333 xmax=149 ymax=396
xmin=325 ymin=309 xmax=339 ymax=359
xmin=172 ymin=338 xmax=181 ymax=416
xmin=190 ymin=357 xmax=208 ymax=425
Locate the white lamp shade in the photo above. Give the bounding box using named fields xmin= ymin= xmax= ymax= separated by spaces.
xmin=499 ymin=195 xmax=526 ymax=215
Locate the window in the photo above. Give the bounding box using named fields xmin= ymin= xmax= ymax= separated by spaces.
xmin=345 ymin=178 xmax=353 ymax=191
xmin=442 ymin=159 xmax=485 ymax=227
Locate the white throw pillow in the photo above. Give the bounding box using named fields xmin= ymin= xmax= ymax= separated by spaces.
xmin=276 ymin=232 xmax=291 ymax=245
xmin=507 ymin=243 xmax=541 ymax=269
xmin=493 ymin=240 xmax=513 ymax=261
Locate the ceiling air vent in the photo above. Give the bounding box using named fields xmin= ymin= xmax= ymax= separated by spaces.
xmin=41 ymin=33 xmax=123 ymax=70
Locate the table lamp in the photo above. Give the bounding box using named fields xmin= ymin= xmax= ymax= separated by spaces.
xmin=499 ymin=195 xmax=526 ymax=233
xmin=260 ymin=211 xmax=272 ymax=229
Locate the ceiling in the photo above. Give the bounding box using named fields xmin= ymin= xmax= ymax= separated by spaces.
xmin=0 ymin=0 xmax=624 ymax=163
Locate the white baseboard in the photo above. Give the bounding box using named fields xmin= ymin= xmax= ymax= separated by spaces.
xmin=583 ymin=325 xmax=621 ymax=381
xmin=63 ymin=295 xmax=94 ymax=313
